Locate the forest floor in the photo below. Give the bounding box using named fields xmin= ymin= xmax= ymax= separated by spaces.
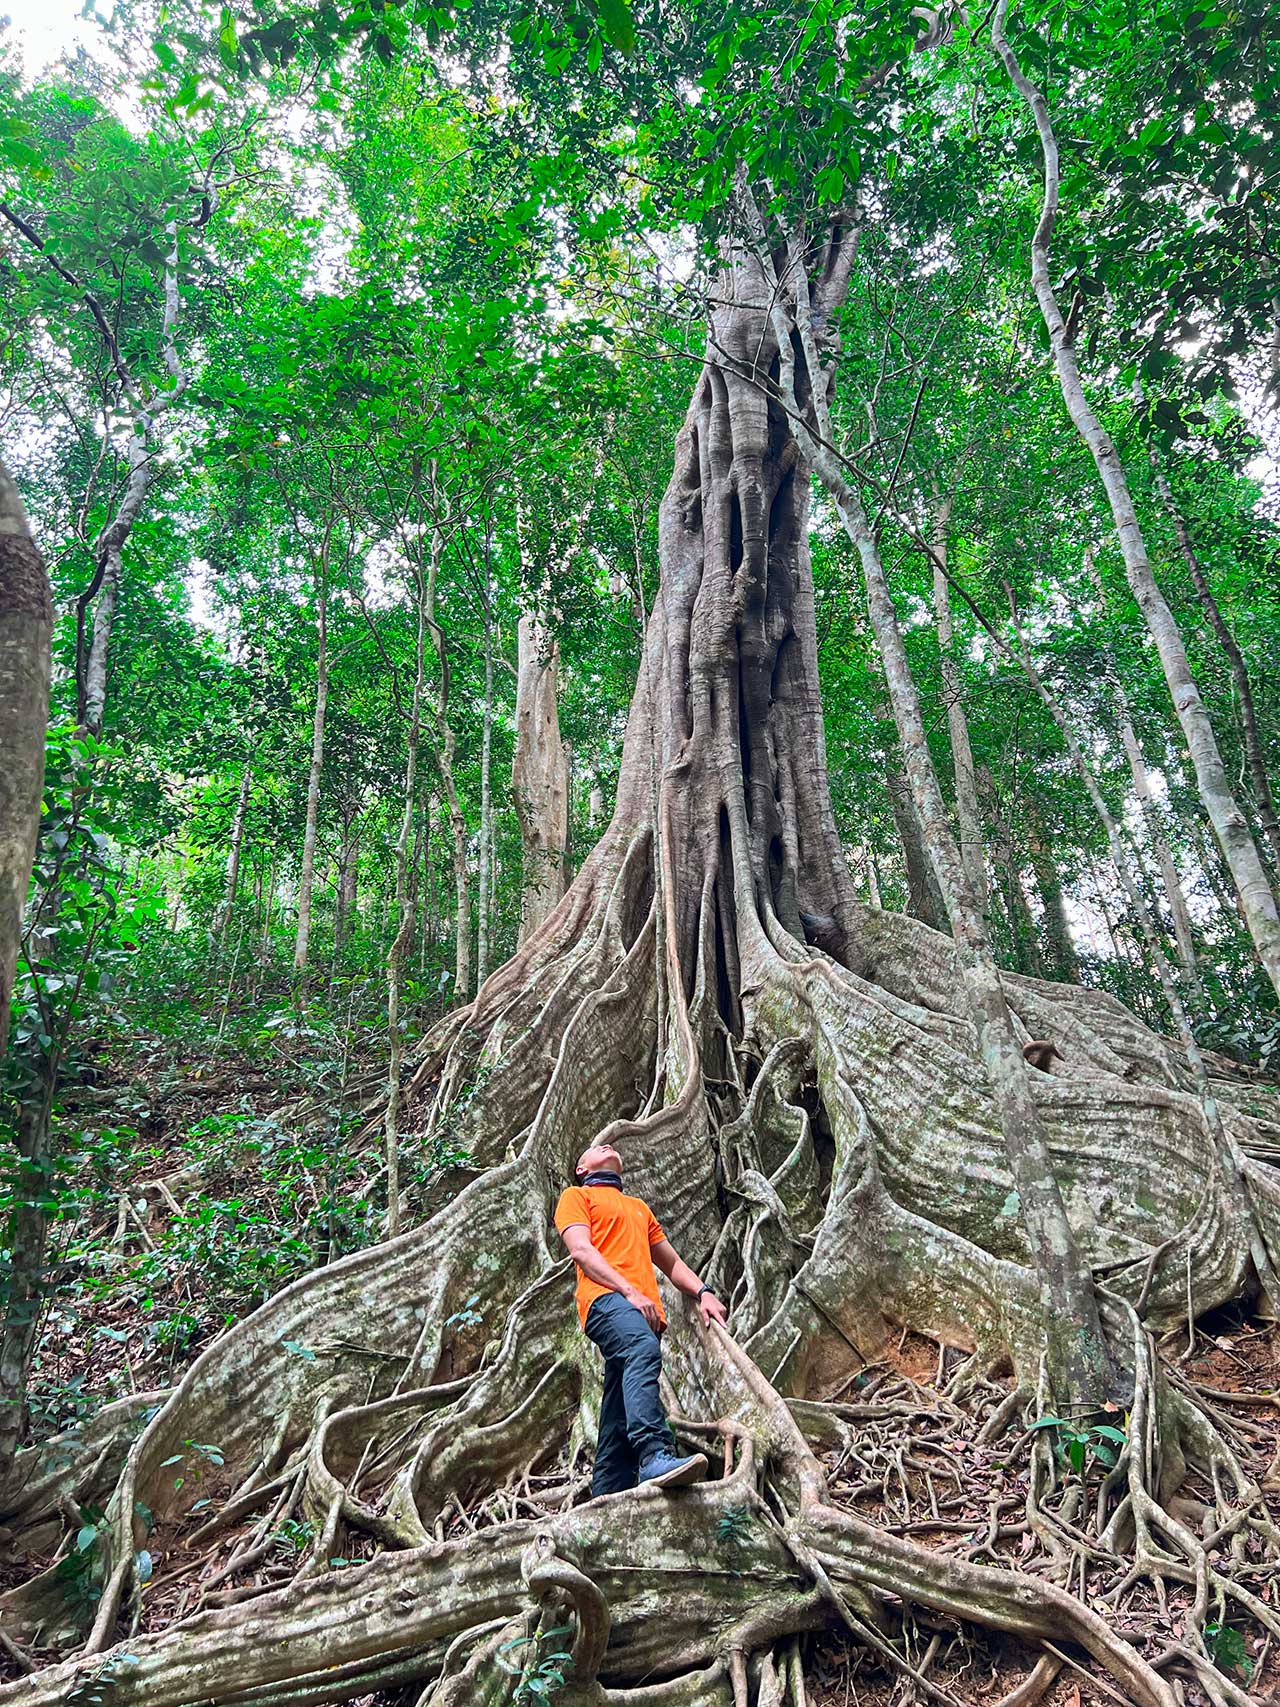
xmin=12 ymin=1003 xmax=1278 ymax=1704
xmin=803 ymin=1323 xmax=1278 ymax=1706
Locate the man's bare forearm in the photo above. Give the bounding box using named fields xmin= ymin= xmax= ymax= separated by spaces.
xmin=666 ymin=1255 xmax=705 ymax=1298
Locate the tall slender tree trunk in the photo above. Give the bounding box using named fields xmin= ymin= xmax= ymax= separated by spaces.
xmin=80 ymin=424 xmax=151 ymax=737
xmin=334 ymin=816 xmax=360 ymax=956
xmin=1023 ymin=797 xmax=1079 ymax=982
xmin=475 ymin=536 xmax=495 ymax=990
xmin=420 ymin=792 xmax=437 ymax=980
xmin=1116 ymin=720 xmax=1201 ymax=980
xmin=294 ymin=533 xmax=331 ymax=975
xmin=1149 ymin=452 xmax=1280 ymax=879
xmin=512 ymin=462 xmax=601 ymax=943
xmin=931 ymin=492 xmax=988 ymax=917
xmin=992 ymin=1 xmax=1280 ymax=1003
xmin=0 ymin=1100 xmax=51 ymax=1478
xmin=513 ymin=610 xmax=568 ymax=943
xmin=1006 ymin=596 xmax=1214 ymax=1073
xmin=978 ymin=768 xmax=1040 ymax=975
xmin=422 ymin=478 xmax=471 ymax=1002
xmin=1084 ymin=551 xmax=1200 ymax=983
xmin=79 ymin=222 xmax=190 ymax=738
xmin=0 ymin=463 xmax=52 ymax=1059
xmin=217 ymin=764 xmax=253 ymax=951
xmin=888 ymin=768 xmax=948 ymax=930
xmin=385 ymin=559 xmax=428 ymax=1237
xmin=1192 ymin=818 xmax=1245 ymax=928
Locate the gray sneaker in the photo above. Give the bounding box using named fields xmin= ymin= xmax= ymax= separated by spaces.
xmin=638 ymin=1451 xmax=708 ymax=1489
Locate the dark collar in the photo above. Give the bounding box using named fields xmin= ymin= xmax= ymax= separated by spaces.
xmin=578 ymin=1171 xmax=623 ymax=1190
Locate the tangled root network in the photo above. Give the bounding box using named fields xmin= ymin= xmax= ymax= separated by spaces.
xmin=3 ymin=261 xmax=1280 ymax=1707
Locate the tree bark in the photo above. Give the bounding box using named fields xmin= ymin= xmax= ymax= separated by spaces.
xmin=0 ymin=463 xmax=52 ymax=1060
xmin=475 ymin=529 xmax=495 ymax=989
xmin=1149 ymin=451 xmax=1280 ymax=879
xmin=293 ymin=532 xmax=331 ymax=975
xmin=992 ymin=1 xmax=1280 ymax=1003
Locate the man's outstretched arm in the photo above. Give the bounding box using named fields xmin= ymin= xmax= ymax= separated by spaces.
xmin=559 ymin=1224 xmax=664 ymax=1332
xmin=650 ymin=1239 xmax=729 ymax=1326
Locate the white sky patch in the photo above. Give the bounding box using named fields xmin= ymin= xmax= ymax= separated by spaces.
xmin=2 ymin=0 xmax=112 ymax=76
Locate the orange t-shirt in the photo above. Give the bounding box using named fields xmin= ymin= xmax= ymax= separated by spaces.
xmin=553 ymin=1185 xmax=667 ymax=1329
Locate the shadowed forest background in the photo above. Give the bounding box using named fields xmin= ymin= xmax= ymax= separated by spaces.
xmin=1 ymin=1 xmax=1280 ymax=1703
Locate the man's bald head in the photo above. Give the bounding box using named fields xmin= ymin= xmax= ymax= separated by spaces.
xmin=575 ymin=1143 xmax=623 ymax=1181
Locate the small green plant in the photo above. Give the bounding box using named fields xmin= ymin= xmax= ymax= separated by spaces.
xmin=270 ymin=1517 xmax=315 ymax=1555
xmin=445 ymin=1294 xmax=483 ymax=1331
xmin=498 ymin=1623 xmax=575 ymax=1702
xmin=55 ymin=1507 xmax=108 ymax=1615
xmin=64 ymin=1649 xmax=140 ymax=1707
xmin=1205 ymin=1620 xmax=1253 ymax=1681
xmin=1032 ymin=1414 xmax=1127 ymax=1476
xmin=716 ymin=1504 xmax=754 ymax=1548
xmin=158 ymin=1438 xmax=225 ymax=1491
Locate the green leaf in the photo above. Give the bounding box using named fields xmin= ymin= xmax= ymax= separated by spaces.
xmin=594 ymin=0 xmax=635 ymax=54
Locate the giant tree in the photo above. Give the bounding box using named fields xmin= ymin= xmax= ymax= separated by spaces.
xmin=1 ymin=4 xmax=1278 ymax=1706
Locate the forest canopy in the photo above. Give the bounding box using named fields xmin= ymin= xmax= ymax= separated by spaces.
xmin=1 ymin=0 xmax=1280 ymax=1704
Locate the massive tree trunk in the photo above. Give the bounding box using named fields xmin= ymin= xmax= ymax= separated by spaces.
xmin=0 ymin=462 xmax=51 ymax=1060
xmin=3 ymin=246 xmax=1278 ymax=1707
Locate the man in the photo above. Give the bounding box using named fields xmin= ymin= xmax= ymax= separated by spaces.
xmin=555 ymin=1141 xmax=728 ymax=1496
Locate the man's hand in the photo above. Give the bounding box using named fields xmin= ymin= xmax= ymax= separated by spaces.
xmin=625 ymin=1286 xmax=664 ymax=1335
xmin=698 ymin=1291 xmax=728 ymax=1328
